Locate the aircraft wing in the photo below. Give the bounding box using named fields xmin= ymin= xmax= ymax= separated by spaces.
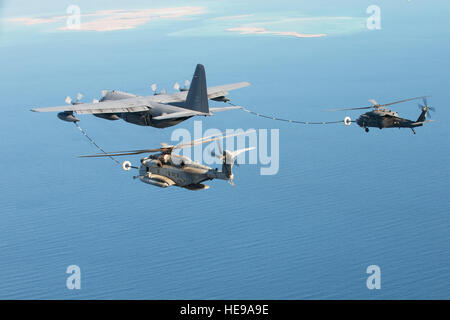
xmin=206 ymin=82 xmax=251 ymax=100
xmin=31 ymin=82 xmax=250 ymax=114
xmin=31 ymin=96 xmax=151 ymax=114
xmin=152 ymin=110 xmax=209 ymax=121
xmin=151 ymin=82 xmax=252 ymax=103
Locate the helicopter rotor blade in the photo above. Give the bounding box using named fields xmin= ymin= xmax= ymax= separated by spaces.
xmin=80 ymin=131 xmax=256 ymax=159
xmin=378 ymin=95 xmax=430 ymax=107
xmin=175 ymin=130 xmax=256 ymax=151
xmin=210 ymin=140 xmax=224 ymax=159
xmin=325 ymin=95 xmax=430 ymax=112
xmin=79 ymin=147 xmax=169 ymax=158
xmin=368 ymin=99 xmax=378 ymax=106
xmin=217 ymin=140 xmax=223 ymax=156
xmin=325 ymin=106 xmax=373 ymax=112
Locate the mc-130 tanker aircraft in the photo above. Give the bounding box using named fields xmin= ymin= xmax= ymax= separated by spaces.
xmin=31 ymin=64 xmax=249 ymax=128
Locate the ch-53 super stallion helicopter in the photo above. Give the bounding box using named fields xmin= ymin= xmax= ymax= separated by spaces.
xmin=30 ymin=64 xmax=250 ymax=128
xmin=328 ymin=96 xmax=435 ymax=134
xmin=79 ymin=131 xmax=255 ymax=190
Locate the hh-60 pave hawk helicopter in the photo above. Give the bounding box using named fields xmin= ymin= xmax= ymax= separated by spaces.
xmin=31 ymin=64 xmax=250 ymax=128
xmin=79 ymin=131 xmax=255 ymax=190
xmin=328 ymin=96 xmax=435 ymax=134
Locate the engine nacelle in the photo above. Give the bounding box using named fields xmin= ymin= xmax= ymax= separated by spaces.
xmin=121 ymin=112 xmax=152 ymax=126
xmin=211 ymin=96 xmax=230 ymax=103
xmin=93 ymin=113 xmax=120 ymax=121
xmin=57 ymin=111 xmax=80 ymax=122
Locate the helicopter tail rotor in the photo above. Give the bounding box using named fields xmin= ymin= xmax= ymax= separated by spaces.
xmin=418 ymin=97 xmax=435 ymax=121
xmin=216 ymin=147 xmax=255 ymax=186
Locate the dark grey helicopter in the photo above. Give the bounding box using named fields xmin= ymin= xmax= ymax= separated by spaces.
xmin=328 ymin=96 xmax=434 ymax=134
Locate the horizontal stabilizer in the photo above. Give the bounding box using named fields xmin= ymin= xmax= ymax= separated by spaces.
xmin=209 ymin=106 xmax=242 ymax=113
xmin=411 ymin=120 xmax=435 ymax=126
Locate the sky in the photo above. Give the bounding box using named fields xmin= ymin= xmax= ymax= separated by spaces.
xmin=0 ymin=0 xmax=449 ymax=299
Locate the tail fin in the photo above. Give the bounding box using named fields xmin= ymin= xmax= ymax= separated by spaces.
xmin=185 ymin=64 xmax=209 ymax=113
xmin=417 ymin=108 xmax=427 ymax=123
xmin=221 ymin=150 xmax=235 ymax=179
xmin=221 ymin=147 xmax=255 ymax=179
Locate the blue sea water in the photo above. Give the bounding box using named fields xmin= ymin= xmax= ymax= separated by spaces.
xmin=0 ymin=0 xmax=449 ymax=299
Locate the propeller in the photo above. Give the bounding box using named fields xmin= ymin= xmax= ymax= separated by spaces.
xmin=173 ymin=80 xmax=190 ymax=92
xmin=151 ymin=83 xmax=158 ymax=95
xmin=65 ymin=93 xmax=83 ymax=105
xmin=97 ymin=90 xmax=109 ymax=102
xmin=325 ymin=96 xmax=430 ymax=112
xmin=182 ymin=80 xmax=190 ymax=91
xmin=151 ymin=83 xmax=167 ymax=95
xmin=418 ymin=97 xmax=435 ymax=119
